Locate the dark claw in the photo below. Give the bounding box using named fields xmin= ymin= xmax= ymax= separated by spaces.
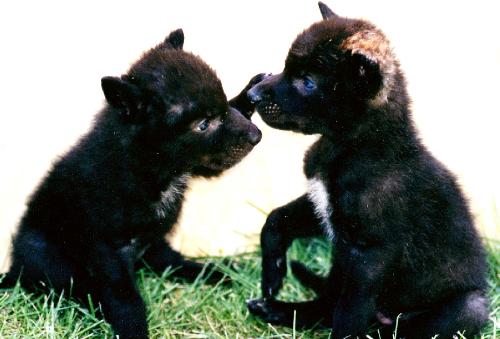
xmin=247 ymin=298 xmax=270 ymax=317
xmin=246 ymin=298 xmax=284 ymax=324
xmin=247 ymin=297 xmax=267 ymax=311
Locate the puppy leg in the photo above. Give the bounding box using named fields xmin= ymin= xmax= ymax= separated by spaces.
xmin=4 ymin=228 xmax=78 ymax=292
xmin=329 ymin=244 xmax=393 ymax=339
xmin=395 ymin=290 xmax=489 ymax=339
xmin=140 ymin=240 xmax=228 ymax=284
xmin=228 ymin=73 xmax=269 ymax=118
xmin=247 ymin=297 xmax=329 ymax=328
xmin=330 ymin=288 xmax=377 ymax=339
xmin=89 ymin=242 xmax=148 ymax=339
xmin=260 ymin=194 xmax=322 ymax=298
xmin=254 ymin=258 xmax=384 ymax=332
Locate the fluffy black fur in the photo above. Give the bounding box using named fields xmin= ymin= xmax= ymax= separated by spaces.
xmin=0 ymin=29 xmax=262 ymax=338
xmin=246 ymin=3 xmax=489 ymax=338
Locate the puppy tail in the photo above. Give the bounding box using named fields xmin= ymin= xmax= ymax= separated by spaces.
xmin=290 ymin=260 xmax=325 ymax=295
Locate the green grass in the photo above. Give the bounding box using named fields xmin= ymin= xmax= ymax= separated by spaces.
xmin=0 ymin=239 xmax=498 ymax=338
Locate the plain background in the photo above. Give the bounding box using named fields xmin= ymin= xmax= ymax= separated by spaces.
xmin=1 ymin=0 xmax=499 ymax=272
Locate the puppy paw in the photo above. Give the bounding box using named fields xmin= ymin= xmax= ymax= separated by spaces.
xmin=229 ymin=73 xmax=272 ymax=119
xmin=246 ymin=73 xmax=271 ymax=90
xmin=247 ymin=297 xmax=268 ymax=314
xmin=246 ymin=298 xmax=284 ymax=324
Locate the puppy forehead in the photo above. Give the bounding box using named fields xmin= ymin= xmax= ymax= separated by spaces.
xmin=165 ymin=98 xmax=226 ymax=122
xmin=288 ymin=18 xmax=375 ymax=60
xmin=129 ymin=48 xmax=226 ymax=102
xmin=167 ymin=102 xmax=192 ymax=115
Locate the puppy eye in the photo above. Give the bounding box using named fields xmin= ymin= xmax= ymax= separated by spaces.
xmin=303 ymin=76 xmax=317 ymax=92
xmin=196 ymin=118 xmax=210 ymax=132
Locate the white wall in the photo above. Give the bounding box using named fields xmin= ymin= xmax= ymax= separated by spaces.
xmin=1 ymin=0 xmax=499 ymax=271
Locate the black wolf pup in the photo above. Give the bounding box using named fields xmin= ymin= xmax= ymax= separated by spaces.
xmin=246 ymin=3 xmax=489 ymax=338
xmin=1 ymin=29 xmax=262 ymax=338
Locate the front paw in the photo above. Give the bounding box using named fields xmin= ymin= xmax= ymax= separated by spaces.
xmin=245 ymin=73 xmax=271 ymax=92
xmin=247 ymin=298 xmax=285 ymax=324
xmin=229 ymin=73 xmax=272 ymax=118
xmin=262 ymin=255 xmax=286 ymax=298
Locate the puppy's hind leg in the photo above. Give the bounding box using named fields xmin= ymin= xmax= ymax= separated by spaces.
xmin=89 ymin=242 xmax=148 ymax=339
xmin=5 ymin=228 xmax=79 ymax=293
xmin=290 ymin=260 xmax=326 ymax=295
xmin=139 ymin=240 xmax=229 ymax=284
xmin=396 ymin=290 xmax=489 ymax=339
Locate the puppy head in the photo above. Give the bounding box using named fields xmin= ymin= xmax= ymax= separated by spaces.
xmin=248 ymin=2 xmax=397 ymax=135
xmin=101 ymin=29 xmax=261 ymax=177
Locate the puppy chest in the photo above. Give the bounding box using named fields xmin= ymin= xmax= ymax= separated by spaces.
xmin=153 ymin=174 xmax=190 ymax=220
xmin=307 ymin=177 xmax=335 ymax=240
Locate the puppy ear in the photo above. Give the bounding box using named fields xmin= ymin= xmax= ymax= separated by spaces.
xmin=349 ymin=52 xmax=383 ymax=99
xmin=101 ymin=76 xmax=144 ymax=122
xmin=318 ymin=2 xmax=338 ymax=20
xmin=162 ymin=28 xmax=184 ymax=50
xmin=340 ymin=30 xmax=394 ymax=103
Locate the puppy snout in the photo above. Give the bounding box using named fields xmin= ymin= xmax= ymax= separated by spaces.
xmin=247 ymin=127 xmax=262 ymax=146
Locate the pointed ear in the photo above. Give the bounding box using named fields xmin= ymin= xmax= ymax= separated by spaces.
xmin=101 ymin=76 xmax=143 ymax=121
xmin=318 ymin=2 xmax=338 ymax=20
xmin=162 ymin=28 xmax=184 ymax=49
xmin=349 ymin=52 xmax=383 ymax=99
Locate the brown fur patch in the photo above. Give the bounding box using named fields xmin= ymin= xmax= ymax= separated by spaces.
xmin=341 ymin=28 xmax=397 ymax=106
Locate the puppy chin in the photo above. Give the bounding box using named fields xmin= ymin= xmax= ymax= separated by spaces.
xmin=192 ymin=152 xmax=249 ymax=178
xmin=258 ymin=113 xmax=301 ymax=132
xmin=191 ymin=166 xmax=225 ymax=178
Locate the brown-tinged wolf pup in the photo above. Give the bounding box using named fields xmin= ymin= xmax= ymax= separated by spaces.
xmin=245 ymin=3 xmax=489 ymax=338
xmin=0 ymin=29 xmax=262 ymax=338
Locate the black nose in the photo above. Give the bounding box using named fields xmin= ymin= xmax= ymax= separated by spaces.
xmin=247 ymin=85 xmax=263 ymax=103
xmin=248 ymin=127 xmax=262 ymax=146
